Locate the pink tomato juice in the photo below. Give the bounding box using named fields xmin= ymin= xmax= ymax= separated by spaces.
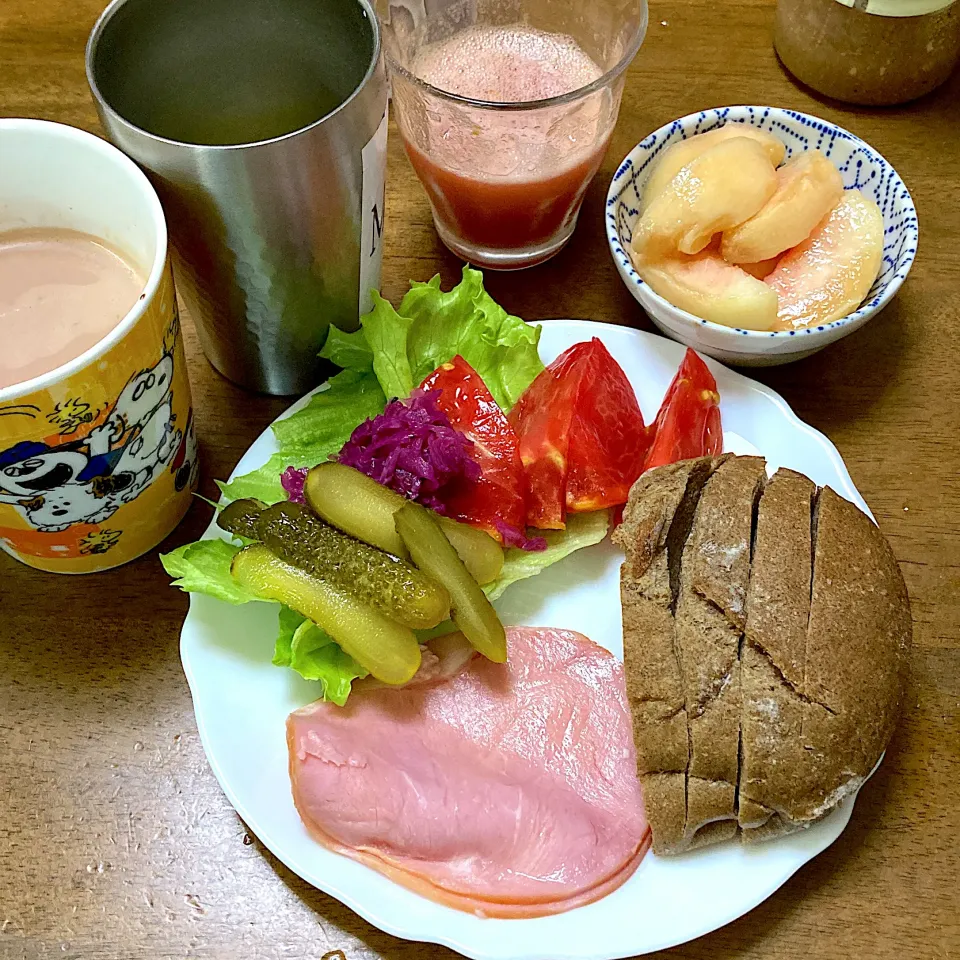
xmin=401 ymin=26 xmax=611 ymax=259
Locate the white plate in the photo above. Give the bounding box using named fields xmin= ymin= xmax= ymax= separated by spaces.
xmin=180 ymin=320 xmax=873 ymax=960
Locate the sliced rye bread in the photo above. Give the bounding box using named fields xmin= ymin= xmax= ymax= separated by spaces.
xmin=741 ymin=479 xmax=911 ymax=836
xmin=804 ymin=486 xmax=910 ymax=774
xmin=675 ymin=455 xmax=766 ymax=848
xmin=619 ymin=457 xmax=911 ymax=854
xmin=739 ymin=467 xmax=816 ymax=834
xmin=612 ymin=456 xmax=726 ymax=854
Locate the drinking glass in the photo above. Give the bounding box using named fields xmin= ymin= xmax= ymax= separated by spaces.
xmin=379 ymin=0 xmax=648 ymax=270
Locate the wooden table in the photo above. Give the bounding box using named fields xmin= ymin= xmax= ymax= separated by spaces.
xmin=2 ymin=1 xmax=958 ymax=958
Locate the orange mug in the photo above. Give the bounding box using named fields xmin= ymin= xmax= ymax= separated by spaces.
xmin=0 ymin=119 xmax=198 ymax=573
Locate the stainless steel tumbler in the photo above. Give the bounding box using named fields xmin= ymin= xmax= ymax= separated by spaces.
xmin=86 ymin=0 xmax=388 ymax=395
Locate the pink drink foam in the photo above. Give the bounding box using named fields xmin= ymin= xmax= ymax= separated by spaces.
xmin=413 ymin=25 xmax=603 ymax=102
xmin=407 ymin=26 xmax=607 ymax=181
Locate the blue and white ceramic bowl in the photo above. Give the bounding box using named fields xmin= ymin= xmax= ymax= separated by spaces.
xmin=606 ymin=106 xmax=918 ymax=366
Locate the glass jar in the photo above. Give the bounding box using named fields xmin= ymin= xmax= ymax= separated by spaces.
xmin=774 ymin=0 xmax=960 ymax=105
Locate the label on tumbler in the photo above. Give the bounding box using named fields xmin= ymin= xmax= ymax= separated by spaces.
xmin=359 ymin=111 xmax=388 ymax=315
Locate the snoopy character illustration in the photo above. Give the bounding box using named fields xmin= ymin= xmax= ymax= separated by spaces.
xmin=0 ymin=348 xmax=195 ymax=534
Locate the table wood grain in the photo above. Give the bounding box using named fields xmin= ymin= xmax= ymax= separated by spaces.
xmin=1 ymin=1 xmax=958 ymax=958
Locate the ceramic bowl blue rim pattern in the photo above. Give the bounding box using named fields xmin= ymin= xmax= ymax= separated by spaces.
xmin=605 ymin=106 xmax=919 ymax=339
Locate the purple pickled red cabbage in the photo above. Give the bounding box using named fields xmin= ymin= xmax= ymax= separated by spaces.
xmin=495 ymin=519 xmax=547 ymax=552
xmin=335 ymin=391 xmax=480 ymax=513
xmin=280 ymin=466 xmax=307 ymax=504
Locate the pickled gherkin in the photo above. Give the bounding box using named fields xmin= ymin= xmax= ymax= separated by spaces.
xmin=217 ymin=497 xmax=266 ymax=541
xmin=305 ymin=462 xmax=409 ymax=558
xmin=305 ymin=462 xmax=505 ymax=584
xmin=246 ymin=500 xmax=450 ymax=629
xmin=395 ymin=502 xmax=507 ymax=663
xmin=231 ymin=545 xmax=421 ymax=685
xmin=436 ymin=515 xmax=504 ymax=585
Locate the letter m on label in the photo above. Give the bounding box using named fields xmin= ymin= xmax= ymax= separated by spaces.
xmin=370 ymin=195 xmax=384 ymax=257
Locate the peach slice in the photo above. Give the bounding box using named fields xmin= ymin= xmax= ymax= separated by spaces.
xmin=632 ymin=245 xmax=779 ymax=331
xmin=721 ymin=152 xmax=844 ymax=264
xmin=765 ymin=190 xmax=884 ymax=331
xmin=740 ymin=257 xmax=781 ymax=280
xmin=632 ymin=137 xmax=778 ymax=258
xmin=642 ymin=125 xmax=786 ymax=210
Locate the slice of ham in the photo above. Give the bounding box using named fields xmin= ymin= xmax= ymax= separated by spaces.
xmin=287 ymin=627 xmax=650 ymax=918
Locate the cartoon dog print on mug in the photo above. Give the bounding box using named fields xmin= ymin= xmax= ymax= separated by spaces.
xmin=0 ymin=336 xmax=198 ymax=535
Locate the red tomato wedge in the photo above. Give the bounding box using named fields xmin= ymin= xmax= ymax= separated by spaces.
xmin=643 ymin=348 xmax=722 ymax=471
xmin=506 ymin=355 xmax=579 ymax=530
xmin=508 ymin=339 xmax=649 ymax=529
xmin=565 ymin=344 xmax=650 ymax=512
xmin=420 ymin=356 xmax=526 ymax=541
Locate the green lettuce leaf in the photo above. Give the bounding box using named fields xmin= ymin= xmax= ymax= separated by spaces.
xmin=361 ymin=292 xmax=415 ymax=399
xmin=272 ymin=367 xmax=386 ymax=457
xmin=399 ymin=266 xmax=544 ymax=411
xmin=483 ymin=510 xmax=612 ymax=602
xmin=272 ymin=607 xmax=367 ymax=706
xmin=160 ymin=539 xmax=260 ymax=605
xmin=272 ymin=605 xmax=305 ymax=667
xmin=214 ymin=454 xmax=288 ymax=505
xmin=220 ymin=367 xmax=386 ymax=504
xmin=320 ymin=325 xmax=374 ymax=371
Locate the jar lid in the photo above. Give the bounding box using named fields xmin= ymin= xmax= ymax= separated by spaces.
xmin=833 ymin=0 xmax=955 ymax=15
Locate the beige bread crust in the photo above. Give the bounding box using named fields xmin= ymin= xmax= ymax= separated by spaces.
xmin=789 ymin=486 xmax=911 ymax=822
xmin=614 ymin=461 xmax=695 ymax=857
xmin=742 ymin=468 xmax=814 ymax=688
xmin=745 ymin=483 xmax=910 ymax=828
xmin=618 ymin=457 xmax=912 ymax=855
xmin=740 ymin=810 xmax=797 ymax=844
xmin=740 ymin=467 xmax=816 ymax=834
xmin=613 ymin=457 xmax=728 ymax=581
xmin=639 ymin=773 xmax=687 ymax=855
xmin=613 ymin=456 xmax=726 ymax=855
xmin=676 ymin=456 xmax=766 ymax=846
